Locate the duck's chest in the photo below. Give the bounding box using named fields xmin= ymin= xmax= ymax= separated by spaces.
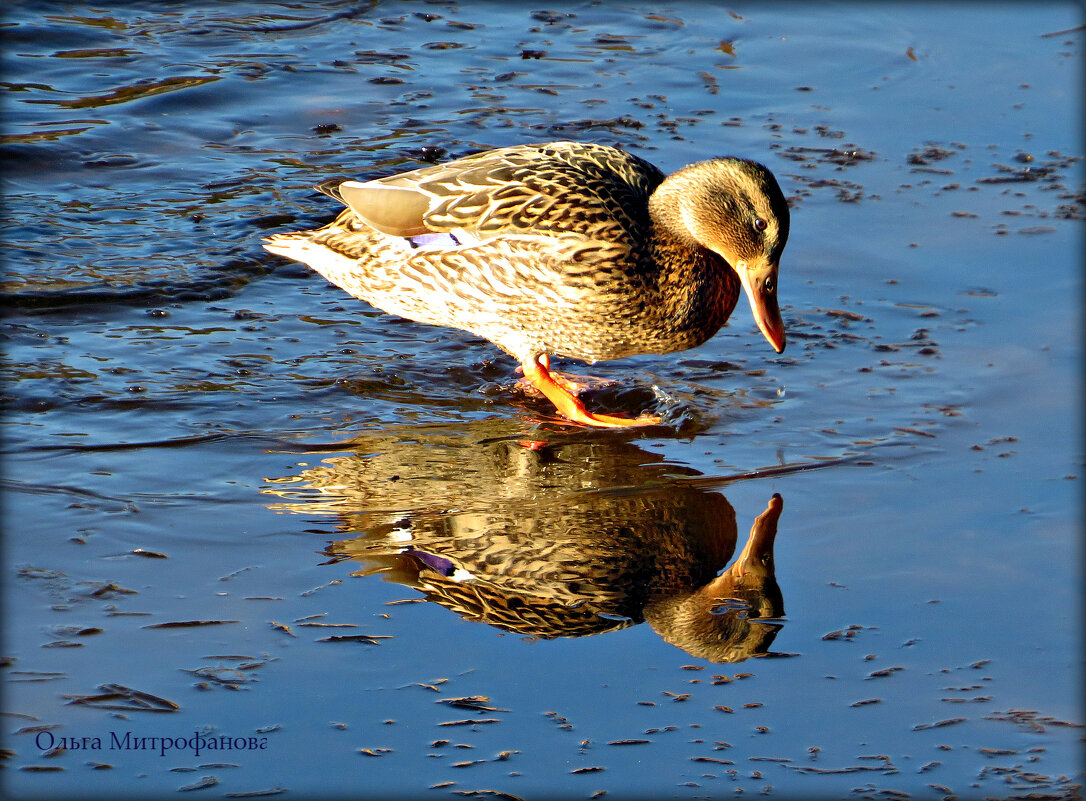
xmin=531 ymin=262 xmax=742 ymax=362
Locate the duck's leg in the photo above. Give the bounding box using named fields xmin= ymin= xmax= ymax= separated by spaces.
xmin=520 ymin=355 xmax=660 ymax=428
xmin=526 ymin=354 xmax=613 ymax=396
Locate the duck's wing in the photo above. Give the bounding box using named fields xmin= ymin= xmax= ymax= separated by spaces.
xmin=328 ymin=142 xmax=666 ymax=244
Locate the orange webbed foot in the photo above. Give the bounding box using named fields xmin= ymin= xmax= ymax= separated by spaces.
xmin=519 ymin=355 xmax=660 ymax=428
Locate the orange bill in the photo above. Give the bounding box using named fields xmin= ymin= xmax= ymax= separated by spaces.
xmin=737 ymin=260 xmax=786 ymax=353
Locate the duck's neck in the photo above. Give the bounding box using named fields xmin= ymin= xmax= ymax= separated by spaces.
xmin=646 ymin=183 xmax=741 ymax=349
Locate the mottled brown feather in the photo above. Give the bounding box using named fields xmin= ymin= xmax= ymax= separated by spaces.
xmin=263 ymin=141 xmax=789 ymax=367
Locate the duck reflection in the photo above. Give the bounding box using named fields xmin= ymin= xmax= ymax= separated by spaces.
xmin=266 ymin=421 xmax=788 ymax=662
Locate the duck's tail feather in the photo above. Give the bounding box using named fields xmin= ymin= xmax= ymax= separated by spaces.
xmin=314 ymin=177 xmax=351 ymax=201
xmin=262 ymin=233 xmax=362 ymax=288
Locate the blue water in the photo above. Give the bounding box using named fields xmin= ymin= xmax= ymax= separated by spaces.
xmin=2 ymin=2 xmax=1082 ymax=799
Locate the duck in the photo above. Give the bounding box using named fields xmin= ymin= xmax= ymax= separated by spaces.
xmin=263 ymin=141 xmax=790 ymax=427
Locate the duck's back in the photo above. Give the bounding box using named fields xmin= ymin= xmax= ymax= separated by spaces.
xmin=372 ymin=141 xmax=666 ymax=247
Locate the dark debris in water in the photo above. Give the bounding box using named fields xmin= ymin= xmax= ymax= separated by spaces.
xmin=268 ymin=621 xmax=295 ymax=638
xmin=64 ymin=683 xmax=180 ymax=713
xmin=821 ymin=624 xmax=870 ymax=641
xmin=912 ymin=717 xmax=966 ymax=731
xmin=975 ymin=764 xmax=1083 ymax=799
xmin=531 ymin=10 xmax=575 ymax=24
xmin=222 ymin=786 xmax=288 ymax=797
xmin=977 ymin=152 xmax=1081 ymax=184
xmin=865 ymin=666 xmax=904 ymax=679
xmin=358 ymin=747 xmax=393 ymax=757
xmin=787 ymin=763 xmax=891 ymax=775
xmin=908 ymin=143 xmax=965 ymax=165
xmin=128 ymin=548 xmax=168 ymax=559
xmin=543 ymin=116 xmax=645 ymax=135
xmin=984 ymin=708 xmax=1084 ymax=733
xmin=316 ymin=633 xmax=392 ymax=644
xmin=776 ymin=144 xmax=877 ymax=167
xmin=178 ymin=775 xmax=219 ymax=792
xmin=448 ymin=790 xmax=525 ymax=801
xmin=784 ymin=173 xmax=869 ymax=204
xmin=437 ymin=718 xmax=502 ymax=727
xmin=437 ymin=696 xmax=509 ymax=713
xmin=177 ymin=656 xmax=276 ymax=690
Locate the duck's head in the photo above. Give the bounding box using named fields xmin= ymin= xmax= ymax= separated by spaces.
xmin=655 ymin=158 xmax=790 ymax=353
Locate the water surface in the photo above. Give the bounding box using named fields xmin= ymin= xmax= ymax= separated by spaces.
xmin=2 ymin=2 xmax=1082 ymax=799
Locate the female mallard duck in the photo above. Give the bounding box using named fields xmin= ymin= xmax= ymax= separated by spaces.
xmin=263 ymin=141 xmax=789 ymax=427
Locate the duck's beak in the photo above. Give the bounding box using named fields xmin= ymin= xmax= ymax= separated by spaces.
xmin=736 ymin=259 xmax=786 ymax=354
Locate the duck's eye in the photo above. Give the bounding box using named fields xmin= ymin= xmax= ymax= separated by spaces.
xmin=754 ymin=217 xmax=768 ymax=232
xmin=765 ymin=275 xmax=775 ymax=294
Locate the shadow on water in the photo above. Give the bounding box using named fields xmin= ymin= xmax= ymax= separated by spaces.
xmin=265 ymin=420 xmax=791 ymax=663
